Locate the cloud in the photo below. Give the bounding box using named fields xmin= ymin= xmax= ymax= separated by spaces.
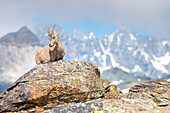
xmin=0 ymin=0 xmax=170 ymax=39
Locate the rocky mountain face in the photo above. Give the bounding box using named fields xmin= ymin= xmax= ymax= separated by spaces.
xmin=34 ymin=23 xmax=170 ymax=79
xmin=0 ymin=26 xmax=40 ymax=46
xmin=0 ymin=61 xmax=169 ymax=112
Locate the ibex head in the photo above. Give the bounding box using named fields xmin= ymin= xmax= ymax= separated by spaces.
xmin=48 ymin=24 xmax=60 ymax=47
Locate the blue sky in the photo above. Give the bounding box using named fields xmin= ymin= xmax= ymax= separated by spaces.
xmin=34 ymin=18 xmax=152 ymax=39
xmin=33 ymin=16 xmax=117 ymax=39
xmin=0 ymin=0 xmax=169 ymax=39
xmin=60 ymin=21 xmax=118 ymax=39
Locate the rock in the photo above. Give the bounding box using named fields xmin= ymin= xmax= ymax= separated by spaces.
xmin=44 ymin=80 xmax=170 ymax=113
xmin=0 ymin=60 xmax=119 ymax=112
xmin=120 ymin=80 xmax=170 ymax=112
xmin=43 ymin=99 xmax=152 ymax=113
xmin=122 ymin=80 xmax=169 ymax=103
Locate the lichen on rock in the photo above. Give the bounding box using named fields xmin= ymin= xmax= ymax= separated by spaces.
xmin=0 ymin=60 xmax=119 ymax=112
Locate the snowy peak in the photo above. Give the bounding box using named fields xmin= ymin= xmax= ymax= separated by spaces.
xmin=98 ymin=28 xmax=170 ymax=78
xmin=34 ymin=23 xmax=170 ymax=79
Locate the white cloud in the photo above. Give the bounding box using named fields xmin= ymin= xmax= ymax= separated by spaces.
xmin=0 ymin=0 xmax=170 ymax=39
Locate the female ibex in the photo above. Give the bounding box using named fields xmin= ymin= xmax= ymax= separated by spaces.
xmin=35 ymin=24 xmax=66 ymax=65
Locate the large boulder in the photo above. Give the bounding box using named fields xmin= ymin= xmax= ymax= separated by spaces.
xmin=0 ymin=60 xmax=119 ymax=112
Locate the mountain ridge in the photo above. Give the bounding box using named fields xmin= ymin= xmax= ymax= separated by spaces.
xmin=0 ymin=23 xmax=169 ymax=87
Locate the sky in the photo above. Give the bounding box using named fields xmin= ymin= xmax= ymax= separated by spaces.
xmin=0 ymin=0 xmax=170 ymax=39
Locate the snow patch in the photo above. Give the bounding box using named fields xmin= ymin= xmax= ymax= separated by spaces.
xmin=151 ymin=52 xmax=170 ymax=74
xmin=110 ymin=80 xmax=124 ymax=85
xmin=117 ymin=36 xmax=121 ymax=45
xmin=99 ymin=40 xmax=107 ymax=66
xmin=83 ymin=54 xmax=88 ymax=59
xmin=89 ymin=32 xmax=95 ymax=39
xmin=144 ymin=44 xmax=147 ymax=47
xmin=132 ymin=65 xmax=142 ymax=72
xmin=108 ymin=33 xmax=114 ymax=43
xmin=121 ymin=88 xmax=130 ymax=94
xmin=133 ymin=49 xmax=150 ymax=61
xmin=119 ymin=66 xmax=130 ymax=73
xmin=83 ymin=36 xmax=88 ymax=40
xmin=90 ymin=56 xmax=94 ymax=62
xmin=101 ymin=55 xmax=107 ymax=66
xmin=99 ymin=66 xmax=112 ymax=74
xmin=162 ymin=41 xmax=168 ymax=46
xmin=129 ymin=33 xmax=136 ymax=40
xmin=108 ymin=53 xmax=119 ymax=67
xmin=137 ymin=78 xmax=141 ymax=82
xmin=119 ymin=33 xmax=123 ymax=37
xmin=74 ymin=58 xmax=78 ymax=61
xmin=89 ymin=32 xmax=93 ymax=37
xmin=81 ymin=43 xmax=85 ymax=46
xmin=128 ymin=47 xmax=133 ymax=51
xmin=99 ymin=39 xmax=119 ymax=67
xmin=93 ymin=49 xmax=101 ymax=57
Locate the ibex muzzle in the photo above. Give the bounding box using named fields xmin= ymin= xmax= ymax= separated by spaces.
xmin=35 ymin=24 xmax=66 ymax=65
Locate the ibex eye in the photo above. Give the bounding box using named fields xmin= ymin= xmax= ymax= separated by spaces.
xmin=53 ymin=37 xmax=55 ymax=39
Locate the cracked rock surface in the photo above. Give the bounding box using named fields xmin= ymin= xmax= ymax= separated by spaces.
xmin=0 ymin=60 xmax=119 ymax=112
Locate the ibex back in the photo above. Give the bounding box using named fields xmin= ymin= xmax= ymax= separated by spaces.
xmin=35 ymin=24 xmax=66 ymax=65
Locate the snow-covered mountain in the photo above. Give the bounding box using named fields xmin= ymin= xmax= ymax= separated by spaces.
xmin=34 ymin=23 xmax=170 ymax=79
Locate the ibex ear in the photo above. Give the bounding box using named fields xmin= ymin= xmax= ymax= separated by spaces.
xmin=56 ymin=32 xmax=60 ymax=36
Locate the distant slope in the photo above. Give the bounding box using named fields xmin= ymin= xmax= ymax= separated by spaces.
xmin=100 ymin=66 xmax=151 ymax=90
xmin=0 ymin=26 xmax=43 ymax=93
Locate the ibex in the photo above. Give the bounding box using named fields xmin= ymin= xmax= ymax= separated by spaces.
xmin=35 ymin=24 xmax=66 ymax=65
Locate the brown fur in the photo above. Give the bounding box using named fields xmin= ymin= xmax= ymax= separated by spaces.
xmin=35 ymin=25 xmax=66 ymax=65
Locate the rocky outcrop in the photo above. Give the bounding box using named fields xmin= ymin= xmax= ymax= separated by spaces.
xmin=0 ymin=60 xmax=119 ymax=112
xmin=43 ymin=80 xmax=170 ymax=113
xmin=121 ymin=80 xmax=170 ymax=112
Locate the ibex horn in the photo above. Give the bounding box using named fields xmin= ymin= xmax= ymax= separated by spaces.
xmin=48 ymin=27 xmax=51 ymax=36
xmin=56 ymin=32 xmax=60 ymax=36
xmin=52 ymin=24 xmax=56 ymax=35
